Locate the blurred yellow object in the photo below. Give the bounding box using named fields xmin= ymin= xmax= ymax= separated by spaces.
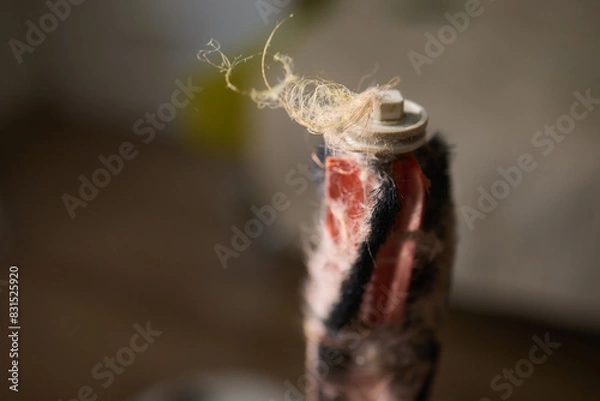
xmin=181 ymin=1 xmax=335 ymax=159
xmin=181 ymin=66 xmax=250 ymax=159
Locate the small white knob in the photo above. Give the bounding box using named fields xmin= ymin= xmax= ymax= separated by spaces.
xmin=374 ymin=89 xmax=405 ymax=123
xmin=342 ymin=89 xmax=428 ymax=155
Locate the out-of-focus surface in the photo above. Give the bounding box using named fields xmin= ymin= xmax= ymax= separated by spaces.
xmin=0 ymin=0 xmax=598 ymax=400
xmin=1 ymin=115 xmax=599 ymax=401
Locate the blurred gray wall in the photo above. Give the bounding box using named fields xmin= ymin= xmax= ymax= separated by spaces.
xmin=1 ymin=0 xmax=269 ymax=124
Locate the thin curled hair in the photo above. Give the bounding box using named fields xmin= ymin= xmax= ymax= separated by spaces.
xmin=197 ymin=15 xmax=400 ymax=151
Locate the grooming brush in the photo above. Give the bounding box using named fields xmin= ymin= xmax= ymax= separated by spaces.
xmin=198 ymin=24 xmax=456 ymax=400
xmin=303 ymin=90 xmax=455 ymax=401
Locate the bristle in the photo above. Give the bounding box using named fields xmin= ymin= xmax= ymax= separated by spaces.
xmin=325 ymin=170 xmax=401 ymax=330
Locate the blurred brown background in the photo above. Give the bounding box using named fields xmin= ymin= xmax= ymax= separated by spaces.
xmin=0 ymin=0 xmax=599 ymax=400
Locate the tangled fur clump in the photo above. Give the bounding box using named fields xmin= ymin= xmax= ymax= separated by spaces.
xmin=197 ymin=15 xmax=400 ymax=152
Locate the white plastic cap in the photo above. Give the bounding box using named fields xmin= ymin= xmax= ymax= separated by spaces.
xmin=341 ymin=89 xmax=428 ymax=155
